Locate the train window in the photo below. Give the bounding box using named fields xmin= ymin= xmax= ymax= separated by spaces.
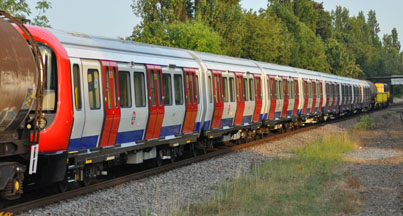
xmin=73 ymin=64 xmax=82 ymax=110
xmin=255 ymin=78 xmax=261 ymax=100
xmin=267 ymin=79 xmax=271 ymax=99
xmin=163 ymin=74 xmax=172 ymax=105
xmin=308 ymin=82 xmax=312 ymax=98
xmin=223 ymin=77 xmax=228 ymax=102
xmin=39 ymin=43 xmax=57 ymax=112
xmin=275 ymin=80 xmax=280 ymax=99
xmin=156 ymin=70 xmax=163 ymax=105
xmin=190 ymin=74 xmax=196 ymax=104
xmin=294 ymin=80 xmax=299 ymax=98
xmin=149 ymin=72 xmax=156 ymax=106
xmin=244 ymin=78 xmax=249 ymax=101
xmin=249 ymin=79 xmax=254 ymax=101
xmin=229 ymin=77 xmax=235 ymax=102
xmin=174 ymin=74 xmax=183 ymax=105
xmin=196 ymin=75 xmax=199 ymax=104
xmin=288 ymin=80 xmax=293 ymax=99
xmin=279 ymin=80 xmax=284 ymax=99
xmin=105 ymin=67 xmax=111 ymax=109
xmin=87 ymin=69 xmax=101 ymax=109
xmin=112 ymin=67 xmax=119 ymax=108
xmin=208 ymin=76 xmax=212 ymax=103
xmin=316 ymin=82 xmax=320 ymax=98
xmin=134 ymin=72 xmax=146 ymax=107
xmin=118 ymin=71 xmax=132 ymax=108
xmin=186 ymin=73 xmax=191 ymax=104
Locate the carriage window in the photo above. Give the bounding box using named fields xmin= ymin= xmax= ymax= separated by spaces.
xmin=223 ymin=77 xmax=228 ymax=102
xmin=190 ymin=74 xmax=196 ymax=104
xmin=186 ymin=74 xmax=191 ymax=104
xmin=229 ymin=77 xmax=235 ymax=102
xmin=163 ymin=74 xmax=172 ymax=105
xmin=134 ymin=72 xmax=146 ymax=107
xmin=72 ymin=64 xmax=82 ymax=110
xmin=276 ymin=80 xmax=280 ymax=99
xmin=244 ymin=78 xmax=248 ymax=101
xmin=87 ymin=69 xmax=101 ymax=109
xmin=105 ymin=67 xmax=111 ymax=109
xmin=249 ymin=79 xmax=254 ymax=101
xmin=208 ymin=76 xmax=212 ymax=103
xmin=118 ymin=71 xmax=132 ymax=108
xmin=316 ymin=82 xmax=320 ymax=98
xmin=156 ymin=70 xmax=163 ymax=105
xmin=196 ymin=75 xmax=199 ymax=104
xmin=174 ymin=74 xmax=183 ymax=105
xmin=279 ymin=80 xmax=284 ymax=99
xmin=308 ymin=82 xmax=312 ymax=98
xmin=112 ymin=67 xmax=118 ymax=108
xmin=288 ymin=80 xmax=293 ymax=99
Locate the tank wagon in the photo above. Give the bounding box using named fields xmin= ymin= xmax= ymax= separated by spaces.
xmin=0 ymin=20 xmax=386 ymax=200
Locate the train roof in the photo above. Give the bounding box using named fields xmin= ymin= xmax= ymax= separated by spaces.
xmin=190 ymin=51 xmax=261 ymax=74
xmin=47 ymin=28 xmax=200 ymax=69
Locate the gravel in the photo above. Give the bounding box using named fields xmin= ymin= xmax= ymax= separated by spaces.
xmin=20 ymin=105 xmax=403 ymax=216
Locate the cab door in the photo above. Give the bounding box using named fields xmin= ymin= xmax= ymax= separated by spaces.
xmin=183 ymin=68 xmax=198 ymax=133
xmin=211 ymin=70 xmax=223 ymax=129
xmin=145 ymin=65 xmax=164 ymax=139
xmin=234 ymin=73 xmax=244 ymax=125
xmin=252 ymin=75 xmax=262 ymax=122
xmin=100 ymin=61 xmax=121 ymax=147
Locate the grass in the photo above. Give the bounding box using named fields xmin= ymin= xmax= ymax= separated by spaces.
xmin=163 ymin=133 xmax=359 ymax=216
xmin=353 ymin=115 xmax=376 ymax=130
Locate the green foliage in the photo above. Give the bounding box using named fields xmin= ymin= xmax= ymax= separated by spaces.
xmin=354 ymin=115 xmax=375 ymax=130
xmin=0 ymin=0 xmax=51 ymax=27
xmin=166 ymin=21 xmax=227 ymax=54
xmin=170 ymin=133 xmax=357 ymax=216
xmin=130 ymin=0 xmax=403 ymax=78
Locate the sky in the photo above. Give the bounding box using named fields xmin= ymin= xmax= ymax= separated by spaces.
xmin=25 ymin=0 xmax=403 ymax=43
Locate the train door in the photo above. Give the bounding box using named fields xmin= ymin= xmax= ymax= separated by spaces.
xmin=99 ymin=61 xmax=121 ymax=147
xmin=68 ymin=58 xmax=85 ymax=151
xmin=183 ymin=68 xmax=197 ymax=133
xmin=318 ymin=81 xmax=323 ymax=113
xmin=325 ymin=82 xmax=330 ymax=112
xmin=81 ymin=60 xmax=103 ymax=149
xmin=234 ymin=73 xmax=244 ymax=125
xmin=268 ymin=76 xmax=276 ymax=119
xmin=292 ymin=78 xmax=299 ymax=116
xmin=311 ymin=80 xmax=316 ymax=113
xmin=302 ymin=79 xmax=308 ymax=114
xmin=281 ymin=77 xmax=289 ymax=118
xmin=252 ymin=75 xmax=262 ymax=122
xmin=211 ymin=70 xmax=223 ymax=129
xmin=145 ymin=65 xmax=164 ymax=139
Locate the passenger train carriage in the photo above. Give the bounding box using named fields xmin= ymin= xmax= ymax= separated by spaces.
xmin=0 ymin=23 xmax=378 ymax=200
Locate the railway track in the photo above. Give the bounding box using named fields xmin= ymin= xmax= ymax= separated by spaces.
xmin=1 ymin=106 xmax=399 ymax=215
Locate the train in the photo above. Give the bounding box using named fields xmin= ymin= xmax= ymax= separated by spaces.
xmin=0 ymin=13 xmax=387 ymax=201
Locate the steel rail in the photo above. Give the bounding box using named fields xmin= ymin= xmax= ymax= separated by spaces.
xmin=2 ymin=104 xmax=402 ymax=214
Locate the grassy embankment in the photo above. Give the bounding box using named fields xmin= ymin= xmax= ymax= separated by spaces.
xmin=149 ymin=116 xmax=377 ymax=216
xmin=166 ymin=131 xmax=368 ymax=216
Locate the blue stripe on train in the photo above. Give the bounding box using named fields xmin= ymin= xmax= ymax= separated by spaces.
xmin=242 ymin=115 xmax=252 ymax=124
xmin=202 ymin=121 xmax=210 ymax=130
xmin=160 ymin=125 xmax=181 ymax=137
xmin=194 ymin=122 xmax=201 ymax=131
xmin=220 ymin=118 xmax=233 ymax=128
xmin=263 ymin=113 xmax=268 ymax=120
xmin=307 ymin=108 xmax=311 ymax=113
xmin=286 ymin=110 xmax=292 ymax=116
xmin=68 ymin=135 xmax=98 ymax=151
xmin=274 ymin=112 xmax=281 ymax=118
xmin=116 ymin=129 xmax=144 ymax=144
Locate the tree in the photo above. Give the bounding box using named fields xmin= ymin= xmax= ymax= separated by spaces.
xmin=0 ymin=0 xmax=52 ymax=27
xmin=32 ymin=0 xmax=52 ymax=27
xmin=391 ymin=28 xmax=401 ymax=52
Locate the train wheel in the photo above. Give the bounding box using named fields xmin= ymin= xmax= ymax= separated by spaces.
xmin=1 ymin=176 xmax=23 ymax=200
xmin=57 ymin=179 xmax=70 ymax=193
xmin=191 ymin=143 xmax=198 ymax=157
